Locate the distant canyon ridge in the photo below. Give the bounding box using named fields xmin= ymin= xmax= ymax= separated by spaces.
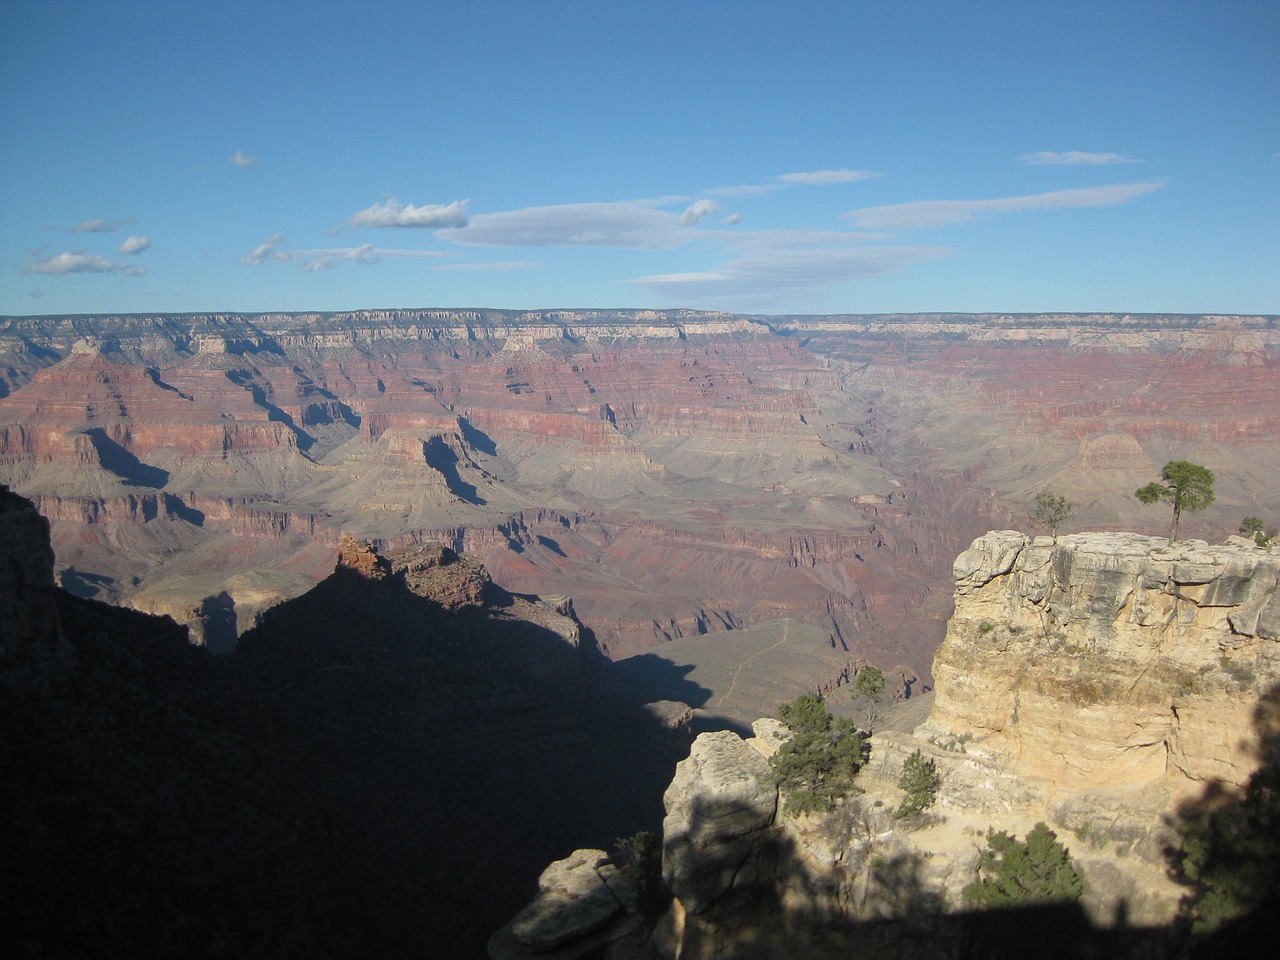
xmin=2 ymin=309 xmax=1276 ymax=701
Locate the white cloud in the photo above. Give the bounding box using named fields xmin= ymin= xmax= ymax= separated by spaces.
xmin=241 ymin=234 xmax=290 ymax=265
xmin=777 ymin=169 xmax=880 ymax=185
xmin=680 ymin=199 xmax=719 ymax=225
xmin=845 ymin=180 xmax=1168 ymax=230
xmin=232 ymin=150 xmax=258 ymax=168
xmin=438 ymin=201 xmax=691 ymax=248
xmin=1017 ymin=151 xmax=1139 ymax=166
xmin=118 ymin=236 xmax=151 ymax=255
xmin=350 ymin=197 xmax=470 ymax=229
xmin=70 ymin=218 xmax=133 ymax=233
xmin=628 ymin=244 xmax=949 ymax=307
xmin=723 ymin=212 xmax=742 ymax=225
xmin=23 ymin=252 xmax=146 ymax=276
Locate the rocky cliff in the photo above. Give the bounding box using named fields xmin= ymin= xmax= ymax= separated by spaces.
xmin=494 ymin=530 xmax=1280 ymax=957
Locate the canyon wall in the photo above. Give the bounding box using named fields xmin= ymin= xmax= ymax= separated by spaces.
xmin=2 ymin=309 xmax=1276 ymax=698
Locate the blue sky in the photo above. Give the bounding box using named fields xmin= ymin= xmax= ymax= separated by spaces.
xmin=2 ymin=1 xmax=1276 ymax=317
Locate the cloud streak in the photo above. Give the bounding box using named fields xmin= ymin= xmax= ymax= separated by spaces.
xmin=845 ymin=181 xmax=1168 ymax=230
xmin=23 ymin=252 xmax=147 ymax=276
xmin=1018 ymin=151 xmax=1139 ymax=166
xmin=350 ymin=198 xmax=470 ymax=228
xmin=776 ymin=168 xmax=880 ymax=185
xmin=69 ymin=218 xmax=134 ymax=233
xmin=439 ymin=200 xmax=692 ymax=248
xmin=232 ymin=150 xmax=258 ymax=168
xmin=629 ymin=244 xmax=950 ymax=307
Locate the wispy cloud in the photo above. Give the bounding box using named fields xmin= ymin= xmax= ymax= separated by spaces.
xmin=241 ymin=234 xmax=290 ymax=265
xmin=232 ymin=150 xmax=258 ymax=169
xmin=291 ymin=244 xmax=455 ymax=267
xmin=1017 ymin=151 xmax=1139 ymax=166
xmin=845 ymin=181 xmax=1168 ymax=230
xmin=69 ymin=218 xmax=134 ymax=233
xmin=777 ymin=168 xmax=880 ymax=185
xmin=23 ymin=252 xmax=147 ymax=276
xmin=705 ymin=168 xmax=880 ymax=198
xmin=118 ymin=236 xmax=151 ymax=255
xmin=439 ymin=200 xmax=691 ymax=248
xmin=679 ymin=199 xmax=719 ymax=225
xmin=629 ymin=244 xmax=949 ymax=307
xmin=350 ymin=198 xmax=470 ymax=229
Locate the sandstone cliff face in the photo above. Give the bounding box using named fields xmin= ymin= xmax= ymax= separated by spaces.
xmin=922 ymin=530 xmax=1280 ymax=791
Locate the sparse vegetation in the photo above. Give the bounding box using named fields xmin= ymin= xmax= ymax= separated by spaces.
xmin=893 ymin=749 xmax=941 ymax=819
xmin=1136 ymin=460 xmax=1215 ymax=544
xmin=1029 ymin=491 xmax=1073 ymax=540
xmin=978 ymin=621 xmax=994 ymax=634
xmin=1241 ymin=516 xmax=1272 ymax=547
xmin=767 ymin=693 xmax=866 ymax=816
xmin=963 ymin=822 xmax=1088 ymax=906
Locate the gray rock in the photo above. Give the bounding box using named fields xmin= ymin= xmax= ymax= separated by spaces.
xmin=662 ymin=730 xmax=778 ymax=915
xmin=507 ymin=849 xmax=631 ymax=952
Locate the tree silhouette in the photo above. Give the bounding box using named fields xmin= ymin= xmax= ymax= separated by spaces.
xmin=1136 ymin=461 xmax=1215 ymax=544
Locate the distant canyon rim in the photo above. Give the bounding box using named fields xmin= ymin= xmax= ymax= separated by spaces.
xmin=2 ymin=309 xmax=1277 ymax=714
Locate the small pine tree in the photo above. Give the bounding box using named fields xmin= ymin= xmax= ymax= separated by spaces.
xmin=767 ymin=693 xmax=866 ymax=816
xmin=894 ymin=749 xmax=941 ymax=819
xmin=1136 ymin=461 xmax=1215 ymax=545
xmin=1029 ymin=492 xmax=1073 ymax=540
xmin=963 ymin=822 xmax=1088 ymax=906
xmin=852 ymin=665 xmax=887 ymax=733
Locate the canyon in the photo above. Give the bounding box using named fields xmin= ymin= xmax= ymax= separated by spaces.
xmin=2 ymin=309 xmax=1277 ymax=710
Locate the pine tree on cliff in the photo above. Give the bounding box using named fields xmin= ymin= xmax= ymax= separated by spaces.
xmin=1136 ymin=461 xmax=1215 ymax=545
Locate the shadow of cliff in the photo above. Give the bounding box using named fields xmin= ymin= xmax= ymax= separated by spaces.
xmin=3 ymin=549 xmax=697 ymax=960
xmin=423 ymin=434 xmax=485 ymax=504
xmin=1162 ymin=680 xmax=1280 ymax=956
xmin=225 ymin=566 xmax=692 ymax=957
xmin=86 ymin=426 xmax=169 ymax=488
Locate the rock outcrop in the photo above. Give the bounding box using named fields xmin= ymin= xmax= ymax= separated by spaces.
xmin=923 ymin=530 xmax=1280 ymax=792
xmin=497 ymin=530 xmax=1280 ymax=957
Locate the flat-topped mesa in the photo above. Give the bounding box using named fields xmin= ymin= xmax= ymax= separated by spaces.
xmin=920 ymin=530 xmax=1280 ymax=792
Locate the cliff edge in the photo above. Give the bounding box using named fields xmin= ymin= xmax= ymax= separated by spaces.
xmin=494 ymin=530 xmax=1280 ymax=957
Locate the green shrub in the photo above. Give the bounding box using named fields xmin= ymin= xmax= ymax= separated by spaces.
xmin=767 ymin=694 xmax=866 ymax=816
xmin=893 ymin=749 xmax=940 ymax=819
xmin=963 ymin=822 xmax=1087 ymax=906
